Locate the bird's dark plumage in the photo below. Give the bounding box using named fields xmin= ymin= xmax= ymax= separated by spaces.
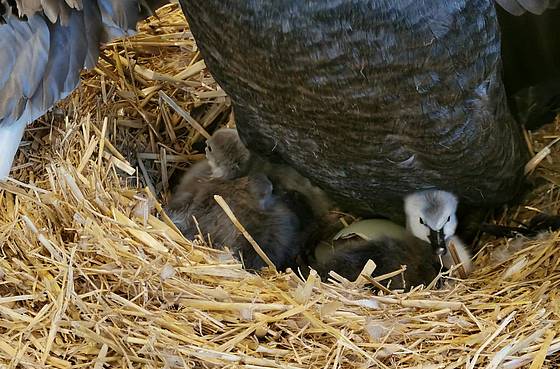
xmin=179 ymin=0 xmax=547 ymax=223
xmin=496 ymin=5 xmax=560 ymax=128
xmin=165 ymin=163 xmax=305 ymax=271
xmin=310 ymin=235 xmax=440 ymax=290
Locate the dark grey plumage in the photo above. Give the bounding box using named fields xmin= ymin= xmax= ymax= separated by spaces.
xmin=178 ymin=0 xmax=560 ymax=223
xmin=496 ymin=4 xmax=560 ymax=128
xmin=310 ymin=235 xmax=439 ymax=290
xmin=165 ymin=162 xmax=303 ymax=271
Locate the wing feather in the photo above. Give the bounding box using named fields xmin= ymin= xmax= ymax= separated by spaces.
xmin=495 ymin=0 xmax=560 ymax=14
xmin=0 ymin=7 xmax=98 ymax=127
xmin=0 ymin=15 xmax=50 ymax=125
xmin=0 ymin=0 xmax=167 ymax=130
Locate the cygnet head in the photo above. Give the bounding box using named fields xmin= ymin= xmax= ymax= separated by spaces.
xmin=205 ymin=128 xmax=251 ymax=179
xmin=404 ymin=190 xmax=458 ymax=255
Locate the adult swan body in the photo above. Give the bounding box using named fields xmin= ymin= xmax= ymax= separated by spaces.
xmin=178 ymin=0 xmax=560 ymax=221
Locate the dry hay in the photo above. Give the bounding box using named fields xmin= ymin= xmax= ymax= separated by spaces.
xmin=1 ymin=4 xmax=560 ymax=368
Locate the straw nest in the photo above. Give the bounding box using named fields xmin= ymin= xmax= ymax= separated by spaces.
xmin=1 ymin=4 xmax=560 ymax=368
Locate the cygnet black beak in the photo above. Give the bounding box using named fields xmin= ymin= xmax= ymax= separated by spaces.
xmin=428 ymin=228 xmax=447 ymax=255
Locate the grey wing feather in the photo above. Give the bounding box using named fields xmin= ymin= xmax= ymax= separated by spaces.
xmin=15 ymin=0 xmax=42 ymax=17
xmin=97 ymin=0 xmax=142 ymax=41
xmin=64 ymin=0 xmax=82 ymax=10
xmin=59 ymin=9 xmax=88 ymax=93
xmin=82 ymin=0 xmax=102 ymax=68
xmin=0 ymin=7 xmax=99 ymax=127
xmin=0 ymin=15 xmax=50 ymax=125
xmin=27 ymin=8 xmax=100 ymax=123
xmin=97 ymin=0 xmax=169 ymax=41
xmin=12 ymin=0 xmax=75 ymax=21
xmin=40 ymin=0 xmax=69 ymax=23
xmin=0 ymin=0 xmax=168 ymax=129
xmin=495 ymin=0 xmax=560 ymax=14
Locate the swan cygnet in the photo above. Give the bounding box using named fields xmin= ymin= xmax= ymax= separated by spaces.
xmin=311 ymin=219 xmax=440 ymax=289
xmin=165 ymin=163 xmax=303 ymax=271
xmin=205 ymin=128 xmax=252 ymax=179
xmin=205 ymin=127 xmax=332 ymax=217
xmin=404 ymin=190 xmax=473 ymax=274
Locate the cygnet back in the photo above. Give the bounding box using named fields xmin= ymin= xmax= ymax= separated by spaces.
xmin=166 ymin=166 xmax=302 ymax=271
xmin=312 ymin=235 xmax=439 ymax=290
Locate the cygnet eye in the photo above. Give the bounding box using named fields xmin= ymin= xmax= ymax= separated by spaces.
xmin=206 ymin=145 xmax=212 ymax=152
xmin=419 ymin=218 xmax=425 ymax=225
xmin=446 ymin=216 xmax=451 ymax=222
